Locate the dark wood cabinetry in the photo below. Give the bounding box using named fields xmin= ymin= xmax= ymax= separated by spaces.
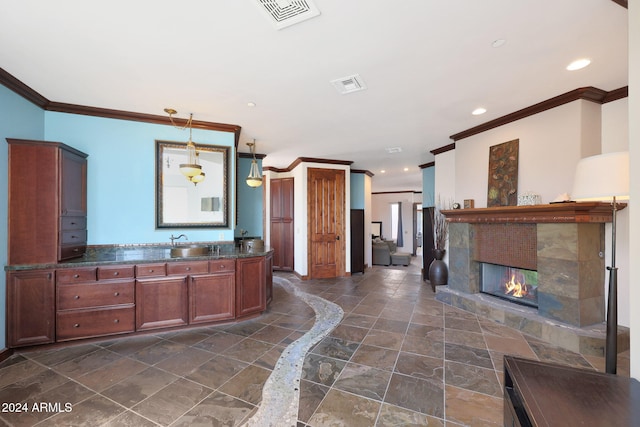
xmin=270 ymin=177 xmax=294 ymax=270
xmin=189 ymin=260 xmax=236 ymax=324
xmin=7 ymin=139 xmax=88 ymax=264
xmin=6 ymin=270 xmax=56 ymax=347
xmin=55 ymin=266 xmax=135 ymax=341
xmin=350 ymin=209 xmax=365 ymax=274
xmin=236 ymin=256 xmax=266 ymax=317
xmin=6 ymin=253 xmax=271 ymax=348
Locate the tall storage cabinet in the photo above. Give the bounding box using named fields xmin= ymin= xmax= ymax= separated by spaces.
xmin=7 ymin=139 xmax=88 ymax=264
xmin=270 ymin=177 xmax=294 ymax=271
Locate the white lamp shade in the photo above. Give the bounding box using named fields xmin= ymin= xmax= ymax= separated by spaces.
xmin=572 ymin=151 xmax=629 ymax=201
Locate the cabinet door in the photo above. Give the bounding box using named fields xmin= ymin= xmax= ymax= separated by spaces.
xmin=60 ymin=148 xmax=87 ymax=217
xmin=189 ymin=273 xmax=235 ymax=324
xmin=135 ymin=277 xmax=188 ymax=330
xmin=265 ymin=252 xmax=273 ymax=305
xmin=236 ymin=257 xmax=266 ymax=317
xmin=7 ymin=270 xmax=56 ymax=347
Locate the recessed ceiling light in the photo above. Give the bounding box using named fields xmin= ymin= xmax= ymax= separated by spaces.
xmin=472 ymin=107 xmax=487 ymax=115
xmin=385 ymin=147 xmax=402 ymax=154
xmin=566 ymin=58 xmax=591 ymax=71
xmin=380 ymin=170 xmax=386 ymax=174
xmin=492 ymin=39 xmax=506 ymax=48
xmin=403 ymin=167 xmax=409 ymax=172
xmin=247 ymin=102 xmax=256 ymax=107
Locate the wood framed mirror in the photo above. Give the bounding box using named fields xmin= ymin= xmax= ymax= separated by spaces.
xmin=156 ymin=140 xmax=229 ymax=228
xmin=371 ymin=221 xmax=382 ymax=238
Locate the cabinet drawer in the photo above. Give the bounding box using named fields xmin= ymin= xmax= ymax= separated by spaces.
xmin=57 ymin=280 xmax=135 ymax=310
xmin=59 ymin=244 xmax=87 ymax=261
xmin=209 ymin=259 xmax=235 ymax=273
xmin=57 ymin=306 xmax=135 ymax=341
xmin=135 ymin=263 xmax=167 ymax=278
xmin=56 ymin=267 xmax=97 ymax=284
xmin=167 ymin=261 xmax=209 ymax=276
xmin=98 ymin=265 xmax=135 ymax=280
xmin=60 ymin=216 xmax=87 ymax=230
xmin=60 ymin=229 xmax=88 ymax=245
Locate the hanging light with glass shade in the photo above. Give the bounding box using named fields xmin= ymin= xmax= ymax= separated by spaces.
xmin=246 ymin=139 xmax=263 ymax=187
xmin=164 ymin=108 xmax=205 ymax=184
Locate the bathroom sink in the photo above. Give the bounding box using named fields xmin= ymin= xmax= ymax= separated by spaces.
xmin=170 ymin=244 xmax=210 ymax=258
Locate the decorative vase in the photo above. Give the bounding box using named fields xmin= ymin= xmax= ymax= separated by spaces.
xmin=428 ymin=248 xmax=448 ymax=291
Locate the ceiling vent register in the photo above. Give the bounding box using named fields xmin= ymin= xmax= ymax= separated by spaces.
xmin=331 ymin=74 xmax=367 ymax=95
xmin=255 ymin=0 xmax=321 ymax=30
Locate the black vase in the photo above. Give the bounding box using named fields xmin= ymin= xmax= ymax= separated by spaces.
xmin=428 ymin=249 xmax=448 ymax=291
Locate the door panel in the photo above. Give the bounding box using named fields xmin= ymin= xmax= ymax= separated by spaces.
xmin=308 ymin=168 xmax=345 ymax=279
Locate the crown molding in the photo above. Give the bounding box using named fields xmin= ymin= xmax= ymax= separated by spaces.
xmin=350 ymin=169 xmax=375 ymax=177
xmin=611 ymin=0 xmax=627 ymax=8
xmin=0 ymin=67 xmax=242 ymax=148
xmin=372 ymin=190 xmax=423 ymax=195
xmin=449 ymin=86 xmax=626 ymax=142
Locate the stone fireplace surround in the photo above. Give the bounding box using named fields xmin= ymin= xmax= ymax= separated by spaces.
xmin=436 ymin=202 xmax=629 ymax=357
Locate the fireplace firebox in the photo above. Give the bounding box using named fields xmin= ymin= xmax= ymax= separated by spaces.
xmin=480 ymin=263 xmax=538 ymax=308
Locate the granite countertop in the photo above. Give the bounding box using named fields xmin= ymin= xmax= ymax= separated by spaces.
xmin=5 ymin=242 xmax=272 ymax=271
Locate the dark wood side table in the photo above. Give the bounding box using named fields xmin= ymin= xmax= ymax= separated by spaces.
xmin=504 ymin=356 xmax=640 ymax=427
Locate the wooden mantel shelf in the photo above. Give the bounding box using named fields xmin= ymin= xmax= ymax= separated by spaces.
xmin=441 ymin=202 xmax=625 ymax=224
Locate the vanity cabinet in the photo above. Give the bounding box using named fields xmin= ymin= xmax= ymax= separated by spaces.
xmin=6 ymin=253 xmax=272 ymax=348
xmin=7 ymin=139 xmax=88 ymax=265
xmin=56 ymin=266 xmax=135 ymax=341
xmin=6 ymin=269 xmax=56 ymax=347
xmin=189 ymin=259 xmax=236 ymax=324
xmin=236 ymin=256 xmax=266 ymax=317
xmin=135 ymin=265 xmax=189 ymax=331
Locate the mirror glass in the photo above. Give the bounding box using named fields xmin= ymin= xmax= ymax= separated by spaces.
xmin=371 ymin=221 xmax=382 ymax=238
xmin=156 ymin=140 xmax=229 ymax=228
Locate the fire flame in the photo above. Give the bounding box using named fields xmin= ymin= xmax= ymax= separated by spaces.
xmin=504 ymin=274 xmax=529 ymax=298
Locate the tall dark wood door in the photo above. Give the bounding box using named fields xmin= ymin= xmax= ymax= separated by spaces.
xmin=270 ymin=177 xmax=294 ymax=271
xmin=308 ymin=168 xmax=345 ymax=279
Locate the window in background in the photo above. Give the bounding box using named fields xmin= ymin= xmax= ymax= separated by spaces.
xmin=390 ymin=202 xmax=399 ymax=240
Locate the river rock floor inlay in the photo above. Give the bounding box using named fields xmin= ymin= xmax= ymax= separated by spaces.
xmin=243 ymin=276 xmax=344 ymax=427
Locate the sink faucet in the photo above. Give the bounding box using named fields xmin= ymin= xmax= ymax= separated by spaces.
xmin=170 ymin=234 xmax=188 ymax=246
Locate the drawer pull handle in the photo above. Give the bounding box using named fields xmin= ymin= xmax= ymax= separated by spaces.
xmin=186 ymin=267 xmax=191 ymax=271
xmin=113 ymin=271 xmax=119 ymax=276
xmin=114 ymin=292 xmax=120 ymax=296
xmin=113 ymin=319 xmax=119 ymax=323
xmin=74 ymin=295 xmax=80 ymax=299
xmin=73 ymin=248 xmax=79 ymax=252
xmin=149 ymin=269 xmax=154 ymax=273
xmin=73 ymin=323 xmax=80 ymax=328
xmin=73 ymin=274 xmax=80 ymax=278
xmin=220 ymin=265 xmax=225 ymax=269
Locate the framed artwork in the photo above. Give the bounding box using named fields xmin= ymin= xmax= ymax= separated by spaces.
xmin=487 ymin=139 xmax=519 ymax=207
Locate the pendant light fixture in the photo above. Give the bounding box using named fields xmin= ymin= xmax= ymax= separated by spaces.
xmin=246 ymin=140 xmax=263 ymax=187
xmin=164 ymin=108 xmax=205 ymax=185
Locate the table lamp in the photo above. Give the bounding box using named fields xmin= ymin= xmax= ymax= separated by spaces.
xmin=572 ymin=151 xmax=629 ymax=374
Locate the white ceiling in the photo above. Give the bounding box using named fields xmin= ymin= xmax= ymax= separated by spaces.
xmin=0 ymin=0 xmax=628 ymax=192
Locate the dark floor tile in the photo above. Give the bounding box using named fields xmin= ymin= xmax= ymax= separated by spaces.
xmin=186 ymin=355 xmax=248 ymax=389
xmin=171 ymin=391 xmax=254 ymax=427
xmin=75 ymin=356 xmax=149 ymax=392
xmin=445 ymin=343 xmax=494 ymax=369
xmin=333 ymin=363 xmax=391 ymax=401
xmin=311 ymin=336 xmax=359 ymax=361
xmin=218 ymin=364 xmax=271 ymax=405
xmin=377 ymin=403 xmax=445 ymax=427
xmin=102 ymin=367 xmax=178 ymax=408
xmin=154 ymin=346 xmax=214 ymax=376
xmin=395 ymin=352 xmax=443 ymax=381
xmin=101 ymin=410 xmax=159 ymax=427
xmin=302 ymin=353 xmax=346 ymax=387
xmin=222 ymin=338 xmax=274 ymax=363
xmin=0 ymin=360 xmax=48 ymax=390
xmin=307 ymin=388 xmax=381 ymax=426
xmin=384 ymin=373 xmax=444 ymax=417
xmin=328 ymin=324 xmax=369 ymax=343
xmin=194 ymin=331 xmax=245 ymax=354
xmin=132 ymin=378 xmax=213 ymax=425
xmin=39 ymin=394 xmax=126 ymax=426
xmin=350 ymin=344 xmax=399 ymax=371
xmin=297 ymin=380 xmax=329 ymax=423
xmin=130 ymin=340 xmax=190 ymax=365
xmin=249 ymin=324 xmax=296 ymax=344
xmin=445 ymin=361 xmax=502 ymax=397
xmin=102 ymin=334 xmax=165 ymax=356
xmin=445 ymin=384 xmax=503 ymax=426
xmin=53 ymin=347 xmax=123 ymax=379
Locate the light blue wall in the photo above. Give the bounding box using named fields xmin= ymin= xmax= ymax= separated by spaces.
xmin=422 ymin=165 xmax=435 ymax=207
xmin=350 ymin=172 xmax=365 ymax=209
xmin=0 ymin=85 xmax=46 ymax=351
xmin=236 ymin=156 xmax=264 ymax=238
xmin=44 ymin=112 xmax=236 ymax=244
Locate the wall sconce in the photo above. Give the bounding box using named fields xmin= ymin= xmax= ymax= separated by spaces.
xmin=164 ymin=108 xmax=205 ymax=185
xmin=246 ymin=140 xmax=263 ymax=187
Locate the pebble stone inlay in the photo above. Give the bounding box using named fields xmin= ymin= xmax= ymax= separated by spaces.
xmin=243 ymin=276 xmax=344 ymax=426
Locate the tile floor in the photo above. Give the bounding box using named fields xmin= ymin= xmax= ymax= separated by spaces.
xmin=0 ymin=259 xmax=630 ymax=426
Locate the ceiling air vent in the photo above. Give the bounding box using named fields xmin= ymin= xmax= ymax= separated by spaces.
xmin=255 ymin=0 xmax=321 ymax=30
xmin=331 ymin=74 xmax=367 ymax=95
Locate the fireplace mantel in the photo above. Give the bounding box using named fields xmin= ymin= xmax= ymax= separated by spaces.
xmin=442 ymin=202 xmax=624 ymax=224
